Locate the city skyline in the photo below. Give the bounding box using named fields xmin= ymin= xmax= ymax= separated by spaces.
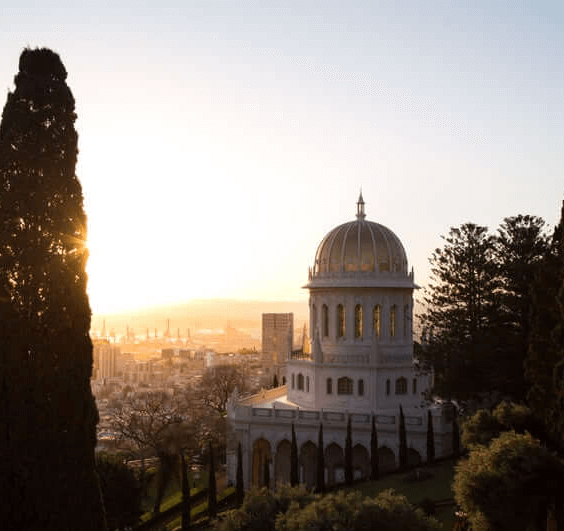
xmin=1 ymin=2 xmax=562 ymax=314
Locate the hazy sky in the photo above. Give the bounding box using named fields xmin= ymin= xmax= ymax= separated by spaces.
xmin=1 ymin=1 xmax=562 ymax=314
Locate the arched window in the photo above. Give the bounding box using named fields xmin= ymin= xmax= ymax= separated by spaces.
xmin=297 ymin=373 xmax=304 ymax=391
xmin=292 ymin=374 xmax=295 ymax=389
xmin=373 ymin=305 xmax=381 ymax=338
xmin=354 ymin=304 xmax=363 ymax=339
xmin=358 ymin=379 xmax=364 ymax=396
xmin=412 ymin=378 xmax=417 ymax=395
xmin=326 ymin=378 xmax=332 ymax=394
xmin=386 ymin=379 xmax=390 ymax=396
xmin=395 ymin=377 xmax=407 ymax=395
xmin=322 ymin=305 xmax=329 ymax=337
xmin=404 ymin=304 xmax=409 ymax=339
xmin=337 ymin=377 xmax=353 ymax=395
xmin=337 ymin=304 xmax=345 ymax=338
xmin=390 ymin=305 xmax=396 ymax=338
xmin=306 ymin=376 xmax=310 ymax=392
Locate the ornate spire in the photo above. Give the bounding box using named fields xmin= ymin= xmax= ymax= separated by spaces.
xmin=356 ymin=190 xmax=365 ymax=220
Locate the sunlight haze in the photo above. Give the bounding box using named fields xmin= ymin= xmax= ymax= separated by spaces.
xmin=1 ymin=1 xmax=562 ymax=315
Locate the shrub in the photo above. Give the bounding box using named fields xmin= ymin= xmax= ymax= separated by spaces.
xmin=276 ymin=489 xmax=439 ymax=531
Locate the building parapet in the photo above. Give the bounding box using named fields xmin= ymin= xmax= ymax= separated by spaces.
xmin=236 ymin=385 xmax=288 ymax=406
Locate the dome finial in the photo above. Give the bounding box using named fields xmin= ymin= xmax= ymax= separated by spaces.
xmin=356 ymin=189 xmax=365 ymax=220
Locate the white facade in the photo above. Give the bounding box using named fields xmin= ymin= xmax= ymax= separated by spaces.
xmin=227 ymin=195 xmax=454 ymax=489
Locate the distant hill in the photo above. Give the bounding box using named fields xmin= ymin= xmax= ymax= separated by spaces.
xmin=91 ymin=298 xmax=309 ymax=336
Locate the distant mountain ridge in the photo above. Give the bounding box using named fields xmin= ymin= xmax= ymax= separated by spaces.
xmin=91 ymin=298 xmax=309 ymax=335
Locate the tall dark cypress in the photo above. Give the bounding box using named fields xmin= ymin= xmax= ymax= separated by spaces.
xmin=236 ymin=442 xmax=244 ymax=505
xmin=208 ymin=441 xmax=217 ymax=517
xmin=316 ymin=423 xmax=325 ymax=493
xmin=452 ymin=415 xmax=460 ymax=457
xmin=344 ymin=416 xmax=353 ymax=485
xmin=370 ymin=415 xmax=379 ymax=480
xmin=263 ymin=458 xmax=270 ymax=488
xmin=426 ymin=410 xmax=435 ymax=465
xmin=0 ymin=48 xmax=105 ymax=530
xmin=290 ymin=422 xmax=299 ymax=486
xmin=181 ymin=453 xmax=190 ymax=531
xmin=399 ymin=405 xmax=407 ymax=470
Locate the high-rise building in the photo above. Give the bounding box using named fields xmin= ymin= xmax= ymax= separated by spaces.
xmin=93 ymin=341 xmax=120 ymax=381
xmin=261 ymin=313 xmax=293 ymax=366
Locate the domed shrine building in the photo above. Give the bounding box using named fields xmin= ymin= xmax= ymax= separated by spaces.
xmin=227 ymin=195 xmax=455 ymax=488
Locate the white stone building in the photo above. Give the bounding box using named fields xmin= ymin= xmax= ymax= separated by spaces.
xmin=227 ymin=195 xmax=455 ymax=489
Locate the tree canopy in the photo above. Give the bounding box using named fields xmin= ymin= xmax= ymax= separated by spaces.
xmin=454 ymin=431 xmax=564 ymax=531
xmin=0 ymin=47 xmax=105 ymax=530
xmin=420 ymin=218 xmax=550 ymax=402
xmin=276 ymin=490 xmax=440 ymax=531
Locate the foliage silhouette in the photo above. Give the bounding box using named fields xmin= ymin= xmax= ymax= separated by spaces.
xmin=0 ymin=47 xmax=105 ymax=530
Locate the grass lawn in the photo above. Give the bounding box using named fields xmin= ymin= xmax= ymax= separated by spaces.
xmin=347 ymin=458 xmax=458 ymax=529
xmin=165 ymin=486 xmax=235 ymax=531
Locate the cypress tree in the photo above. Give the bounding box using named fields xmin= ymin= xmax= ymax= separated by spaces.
xmin=208 ymin=442 xmax=217 ymax=517
xmin=290 ymin=422 xmax=299 ymax=486
xmin=263 ymin=458 xmax=270 ymax=488
xmin=452 ymin=415 xmax=460 ymax=457
xmin=345 ymin=416 xmax=353 ymax=485
xmin=316 ymin=423 xmax=325 ymax=493
xmin=273 ymin=374 xmax=279 ymax=388
xmin=0 ymin=48 xmax=105 ymax=530
xmin=426 ymin=410 xmax=435 ymax=465
xmin=181 ymin=453 xmax=190 ymax=531
xmin=370 ymin=415 xmax=379 ymax=480
xmin=236 ymin=442 xmax=244 ymax=506
xmin=399 ymin=406 xmax=407 ymax=470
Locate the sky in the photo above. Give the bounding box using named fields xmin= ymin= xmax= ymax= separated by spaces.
xmin=0 ymin=1 xmax=562 ymax=315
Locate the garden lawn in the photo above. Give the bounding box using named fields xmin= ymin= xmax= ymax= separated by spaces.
xmin=348 ymin=459 xmax=457 ymax=529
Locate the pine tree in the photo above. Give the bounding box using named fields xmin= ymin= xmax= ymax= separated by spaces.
xmin=181 ymin=453 xmax=190 ymax=531
xmin=399 ymin=406 xmax=407 ymax=470
xmin=0 ymin=48 xmax=105 ymax=530
xmin=290 ymin=422 xmax=299 ymax=486
xmin=526 ymin=199 xmax=564 ymax=451
xmin=236 ymin=442 xmax=244 ymax=506
xmin=208 ymin=442 xmax=217 ymax=517
xmin=345 ymin=416 xmax=353 ymax=485
xmin=426 ymin=411 xmax=435 ymax=465
xmin=316 ymin=423 xmax=325 ymax=493
xmin=419 ymin=223 xmax=499 ymax=400
xmin=494 ymin=215 xmax=549 ymax=401
xmin=370 ymin=415 xmax=379 ymax=480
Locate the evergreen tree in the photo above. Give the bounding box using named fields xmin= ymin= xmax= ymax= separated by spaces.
xmin=0 ymin=48 xmax=105 ymax=530
xmin=95 ymin=452 xmax=142 ymax=531
xmin=273 ymin=374 xmax=279 ymax=388
xmin=263 ymin=458 xmax=270 ymax=489
xmin=419 ymin=223 xmax=499 ymax=400
xmin=399 ymin=405 xmax=407 ymax=470
xmin=208 ymin=442 xmax=217 ymax=517
xmin=345 ymin=416 xmax=353 ymax=485
xmin=526 ymin=200 xmax=564 ymax=451
xmin=452 ymin=415 xmax=460 ymax=458
xmin=316 ymin=423 xmax=325 ymax=493
xmin=290 ymin=423 xmax=299 ymax=486
xmin=426 ymin=410 xmax=435 ymax=465
xmin=236 ymin=442 xmax=244 ymax=506
xmin=181 ymin=453 xmax=190 ymax=531
xmin=370 ymin=414 xmax=379 ymax=480
xmin=494 ymin=215 xmax=549 ymax=401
